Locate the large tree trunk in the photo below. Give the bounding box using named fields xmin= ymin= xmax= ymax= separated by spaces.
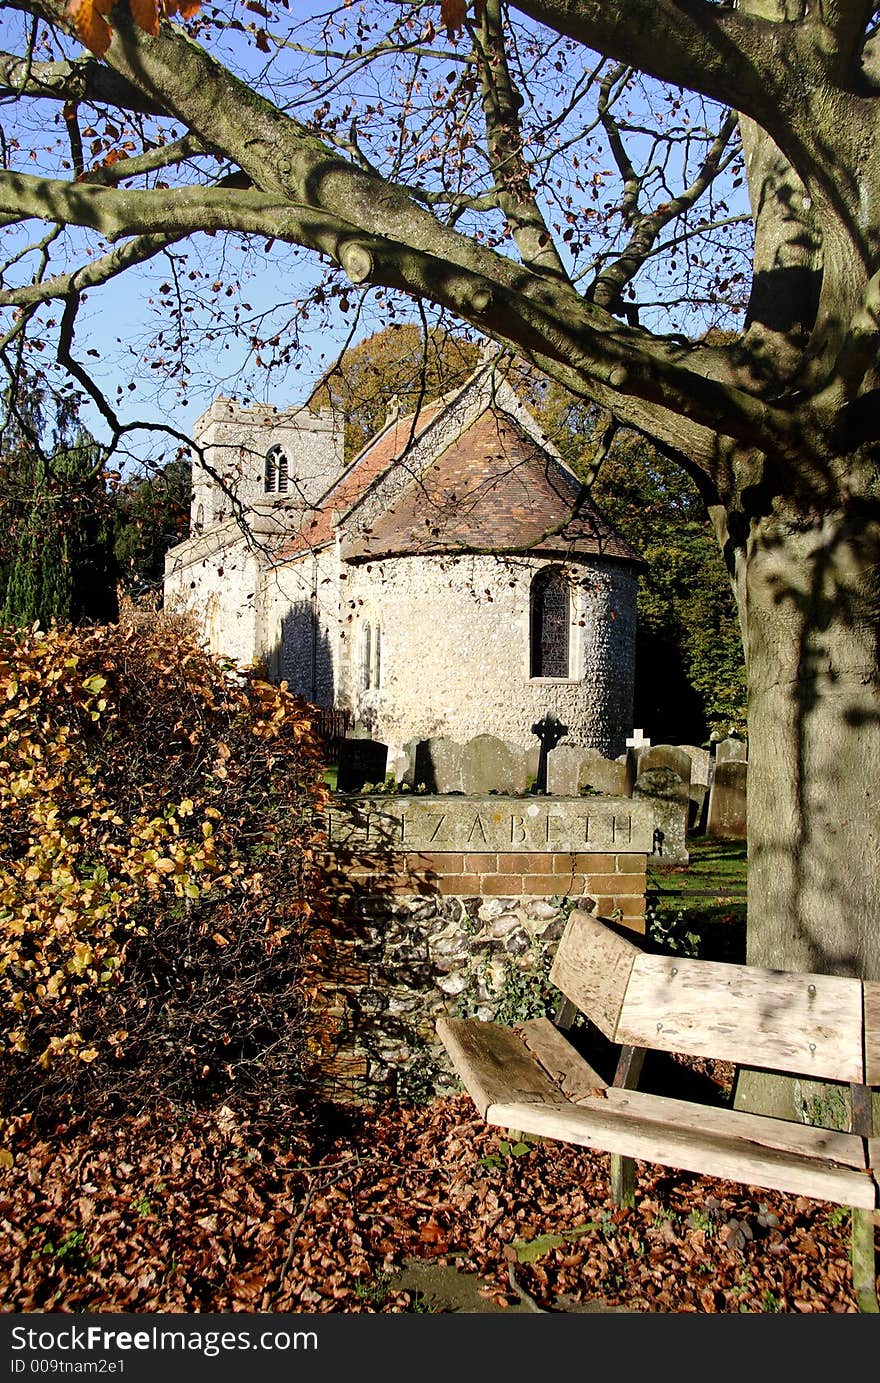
xmin=733 ymin=492 xmax=880 ymax=1120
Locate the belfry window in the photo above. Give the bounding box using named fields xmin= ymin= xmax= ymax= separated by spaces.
xmin=264 ymin=445 xmax=289 ymax=494
xmin=530 ymin=567 xmax=571 ymax=678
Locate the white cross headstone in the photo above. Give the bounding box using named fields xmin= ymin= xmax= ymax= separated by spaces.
xmin=626 ymin=728 xmax=651 ymax=752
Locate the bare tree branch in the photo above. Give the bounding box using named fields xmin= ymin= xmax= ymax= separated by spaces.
xmin=0 ymin=232 xmax=181 ymax=309
xmin=471 ymin=0 xmax=567 ymax=278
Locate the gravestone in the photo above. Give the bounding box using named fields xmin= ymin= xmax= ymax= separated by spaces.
xmin=460 ymin=734 xmax=531 ymax=795
xmin=679 ymin=744 xmax=713 ymax=787
xmin=336 ymin=737 xmax=389 ymax=793
xmin=546 ymin=746 xmax=602 ymax=796
xmin=715 ymin=736 xmax=748 ymax=765
xmin=678 ymin=744 xmax=714 ymax=833
xmin=707 ymin=760 xmax=748 ymax=838
xmin=636 ymin=745 xmax=697 ymax=834
xmin=624 ymin=727 xmax=651 ymax=793
xmin=633 ymin=767 xmax=689 ymax=862
xmin=411 ymin=737 xmax=461 ymax=793
xmin=579 ymin=755 xmax=630 ymax=797
xmin=637 ymin=744 xmax=693 ymax=786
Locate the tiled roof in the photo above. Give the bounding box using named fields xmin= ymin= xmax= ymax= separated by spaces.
xmin=341 ymin=409 xmax=641 ymax=565
xmin=275 ymin=401 xmax=443 ymax=560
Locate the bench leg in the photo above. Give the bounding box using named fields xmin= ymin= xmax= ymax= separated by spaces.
xmin=851 ymin=1209 xmax=879 ymax=1313
xmin=610 ymin=1153 xmax=636 ymax=1208
xmin=848 ymin=1084 xmax=878 ymax=1312
xmin=608 ymin=1044 xmax=647 ymax=1210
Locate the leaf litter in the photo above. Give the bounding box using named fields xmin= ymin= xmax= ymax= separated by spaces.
xmin=0 ymin=1095 xmax=868 ymax=1313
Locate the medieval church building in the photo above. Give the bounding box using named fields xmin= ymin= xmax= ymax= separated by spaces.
xmin=163 ymin=359 xmax=641 ymax=765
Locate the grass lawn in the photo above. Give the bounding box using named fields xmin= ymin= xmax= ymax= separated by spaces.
xmin=648 ymin=836 xmax=747 ymax=964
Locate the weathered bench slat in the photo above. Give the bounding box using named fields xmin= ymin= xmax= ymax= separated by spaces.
xmin=596 ymin=1086 xmax=866 ymax=1168
xmin=440 ymin=1016 xmax=867 ymax=1173
xmin=436 ymin=1016 xmax=568 ymax=1118
xmin=616 ymin=954 xmax=864 ymax=1083
xmin=548 ymin=911 xmax=638 ymax=1039
xmin=865 ymin=981 xmax=880 ymax=1085
xmin=517 ymin=1016 xmax=607 ymax=1101
xmin=485 ymin=1096 xmax=877 ymax=1210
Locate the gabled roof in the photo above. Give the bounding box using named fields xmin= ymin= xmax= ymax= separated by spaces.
xmin=275 ymin=400 xmax=444 ymax=560
xmin=341 ymin=408 xmax=640 ymax=565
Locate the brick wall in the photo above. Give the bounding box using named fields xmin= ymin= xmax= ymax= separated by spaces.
xmin=324 ymin=848 xmax=647 ymax=929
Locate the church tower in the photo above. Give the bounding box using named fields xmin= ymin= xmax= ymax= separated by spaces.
xmin=189 ymin=397 xmax=344 ymax=534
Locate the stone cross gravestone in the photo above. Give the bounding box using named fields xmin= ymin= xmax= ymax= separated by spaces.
xmin=624 ymin=727 xmax=651 ymax=794
xmin=530 ymin=714 xmax=569 ymax=794
xmin=336 ymin=737 xmax=389 ymax=793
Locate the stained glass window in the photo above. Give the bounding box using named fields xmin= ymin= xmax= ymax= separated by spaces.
xmin=530 ymin=567 xmax=570 ymax=678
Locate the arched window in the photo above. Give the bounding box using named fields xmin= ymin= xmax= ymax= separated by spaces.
xmin=195 ymin=503 xmax=204 ymax=531
xmin=264 ymin=445 xmax=289 ymax=494
xmin=373 ymin=624 xmax=381 ymax=689
xmin=530 ymin=567 xmax=571 ymax=678
xmin=264 ymin=448 xmax=276 ymax=493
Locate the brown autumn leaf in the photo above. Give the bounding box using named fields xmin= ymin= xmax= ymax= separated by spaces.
xmin=67 ymin=0 xmax=115 ymax=57
xmin=440 ymin=0 xmax=467 ymax=40
xmin=130 ymin=0 xmax=160 ymax=35
xmin=68 ymin=0 xmax=202 ymax=56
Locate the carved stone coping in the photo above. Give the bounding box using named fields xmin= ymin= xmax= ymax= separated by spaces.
xmin=323 ymin=794 xmax=653 ymax=854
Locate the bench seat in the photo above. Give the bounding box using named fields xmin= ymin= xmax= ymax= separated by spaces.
xmin=438 ymin=1015 xmax=875 ymax=1209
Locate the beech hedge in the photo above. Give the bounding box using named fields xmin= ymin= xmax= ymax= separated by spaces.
xmin=0 ymin=617 xmax=332 ymax=1127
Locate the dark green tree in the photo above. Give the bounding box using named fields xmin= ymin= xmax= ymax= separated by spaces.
xmin=114 ymin=457 xmax=192 ymax=598
xmin=1 ymin=429 xmax=118 ymax=629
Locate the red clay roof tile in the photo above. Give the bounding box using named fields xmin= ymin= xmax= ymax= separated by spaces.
xmin=341 ymin=409 xmax=640 ymax=565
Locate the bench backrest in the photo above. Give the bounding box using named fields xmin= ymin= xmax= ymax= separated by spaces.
xmin=550 ymin=911 xmax=876 ymax=1085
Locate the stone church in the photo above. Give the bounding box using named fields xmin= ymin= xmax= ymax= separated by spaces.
xmin=163 ymin=359 xmax=641 ymax=763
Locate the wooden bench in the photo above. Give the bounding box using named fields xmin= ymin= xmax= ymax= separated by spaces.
xmin=437 ymin=909 xmax=880 ymax=1311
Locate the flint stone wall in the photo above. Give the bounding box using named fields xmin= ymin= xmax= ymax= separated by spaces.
xmin=343 ymin=553 xmax=637 ymax=761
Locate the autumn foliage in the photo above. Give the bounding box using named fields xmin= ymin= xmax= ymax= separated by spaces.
xmin=67 ymin=0 xmax=201 ymax=58
xmin=0 ymin=617 xmax=331 ymax=1127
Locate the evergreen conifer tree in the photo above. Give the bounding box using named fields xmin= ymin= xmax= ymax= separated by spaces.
xmin=1 ymin=425 xmax=118 ymax=629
